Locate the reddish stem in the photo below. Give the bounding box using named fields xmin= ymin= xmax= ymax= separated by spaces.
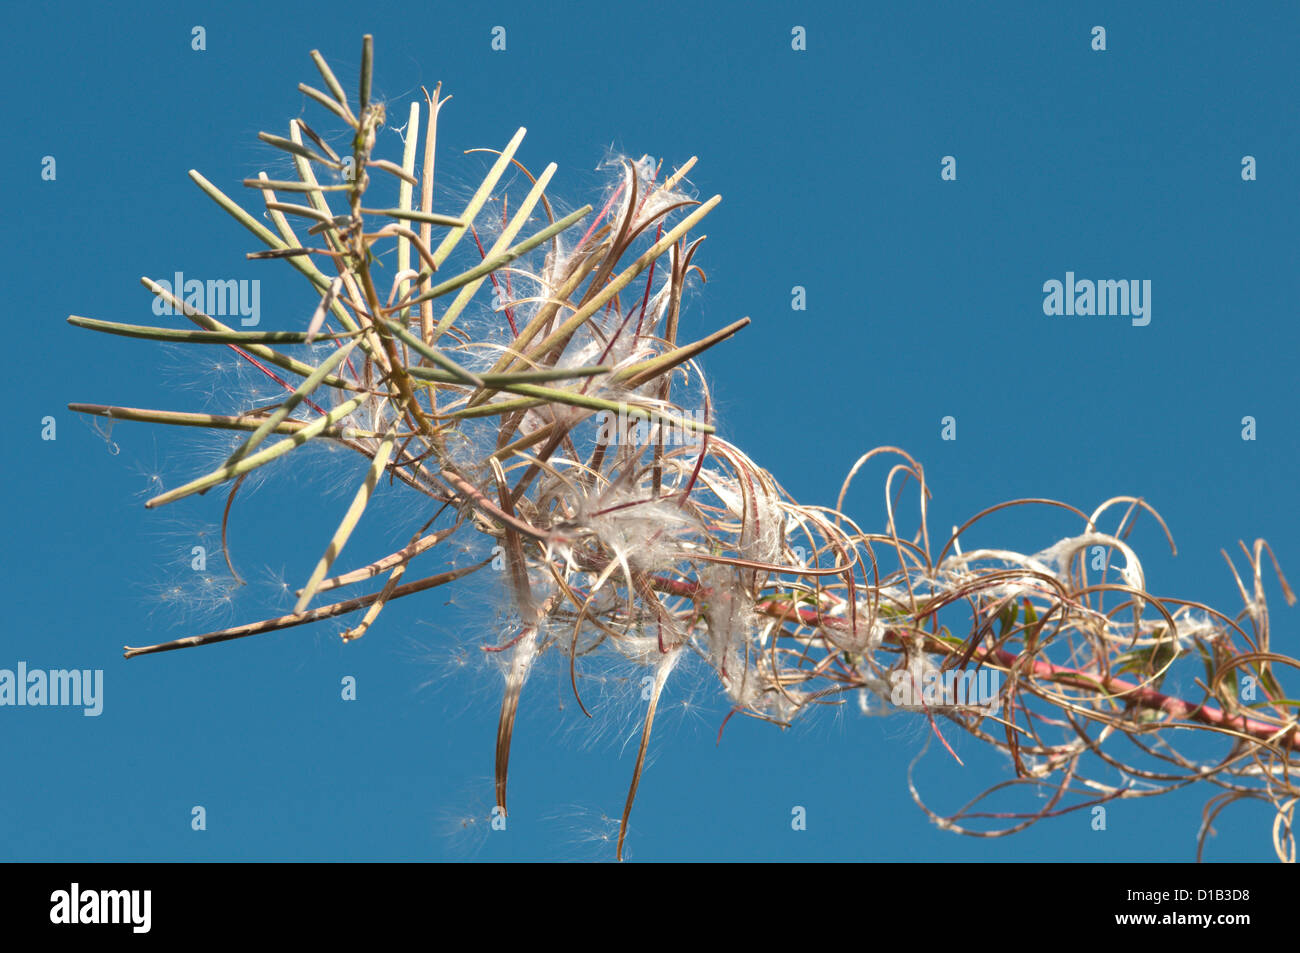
xmin=642 ymin=576 xmax=1300 ymax=752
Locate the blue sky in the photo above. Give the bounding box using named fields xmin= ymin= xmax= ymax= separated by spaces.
xmin=5 ymin=0 xmax=1298 ymax=861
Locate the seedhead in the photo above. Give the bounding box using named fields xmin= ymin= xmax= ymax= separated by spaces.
xmin=71 ymin=37 xmax=1299 ymax=861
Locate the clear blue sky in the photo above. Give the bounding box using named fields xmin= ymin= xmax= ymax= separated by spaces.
xmin=5 ymin=0 xmax=1297 ymax=861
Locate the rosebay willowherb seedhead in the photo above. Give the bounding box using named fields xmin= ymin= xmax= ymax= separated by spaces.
xmin=70 ymin=37 xmax=1299 ymax=861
